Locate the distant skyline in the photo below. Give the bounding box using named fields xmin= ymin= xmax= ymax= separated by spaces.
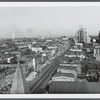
xmin=0 ymin=6 xmax=100 ymax=38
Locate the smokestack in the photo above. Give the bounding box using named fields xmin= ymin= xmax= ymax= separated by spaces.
xmin=12 ymin=33 xmax=15 ymax=40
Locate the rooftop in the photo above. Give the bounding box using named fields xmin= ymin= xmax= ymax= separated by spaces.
xmin=53 ymin=73 xmax=74 ymax=78
xmin=83 ymin=43 xmax=93 ymax=48
xmin=49 ymin=81 xmax=100 ymax=93
xmin=58 ymin=66 xmax=77 ymax=71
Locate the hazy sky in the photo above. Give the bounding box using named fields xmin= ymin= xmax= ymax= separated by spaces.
xmin=0 ymin=6 xmax=100 ymax=38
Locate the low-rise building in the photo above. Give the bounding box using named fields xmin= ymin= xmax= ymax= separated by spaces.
xmin=49 ymin=81 xmax=100 ymax=93
xmin=57 ymin=66 xmax=77 ymax=76
xmin=75 ymin=43 xmax=83 ymax=47
xmin=93 ymin=44 xmax=100 ymax=57
xmin=95 ymin=54 xmax=100 ymax=61
xmin=83 ymin=43 xmax=93 ymax=53
xmin=31 ymin=47 xmax=42 ymax=53
xmin=52 ymin=73 xmax=75 ymax=82
xmin=19 ymin=46 xmax=29 ymax=55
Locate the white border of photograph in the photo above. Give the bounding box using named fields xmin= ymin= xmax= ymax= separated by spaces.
xmin=0 ymin=2 xmax=100 ymax=98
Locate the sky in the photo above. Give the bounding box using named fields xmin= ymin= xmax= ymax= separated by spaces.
xmin=0 ymin=6 xmax=100 ymax=38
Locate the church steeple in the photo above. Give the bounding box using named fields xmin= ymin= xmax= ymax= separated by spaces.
xmin=10 ymin=53 xmax=30 ymax=94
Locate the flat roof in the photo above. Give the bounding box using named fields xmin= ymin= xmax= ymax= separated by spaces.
xmin=58 ymin=66 xmax=77 ymax=70
xmin=53 ymin=73 xmax=74 ymax=78
xmin=49 ymin=81 xmax=100 ymax=93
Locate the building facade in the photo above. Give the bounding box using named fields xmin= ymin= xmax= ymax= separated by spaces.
xmin=78 ymin=25 xmax=87 ymax=43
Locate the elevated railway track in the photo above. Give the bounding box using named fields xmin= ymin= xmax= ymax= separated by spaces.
xmin=28 ymin=53 xmax=65 ymax=93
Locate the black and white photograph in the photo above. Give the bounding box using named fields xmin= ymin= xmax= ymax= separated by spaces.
xmin=0 ymin=2 xmax=100 ymax=95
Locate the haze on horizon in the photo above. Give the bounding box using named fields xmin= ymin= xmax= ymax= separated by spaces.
xmin=0 ymin=6 xmax=100 ymax=38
